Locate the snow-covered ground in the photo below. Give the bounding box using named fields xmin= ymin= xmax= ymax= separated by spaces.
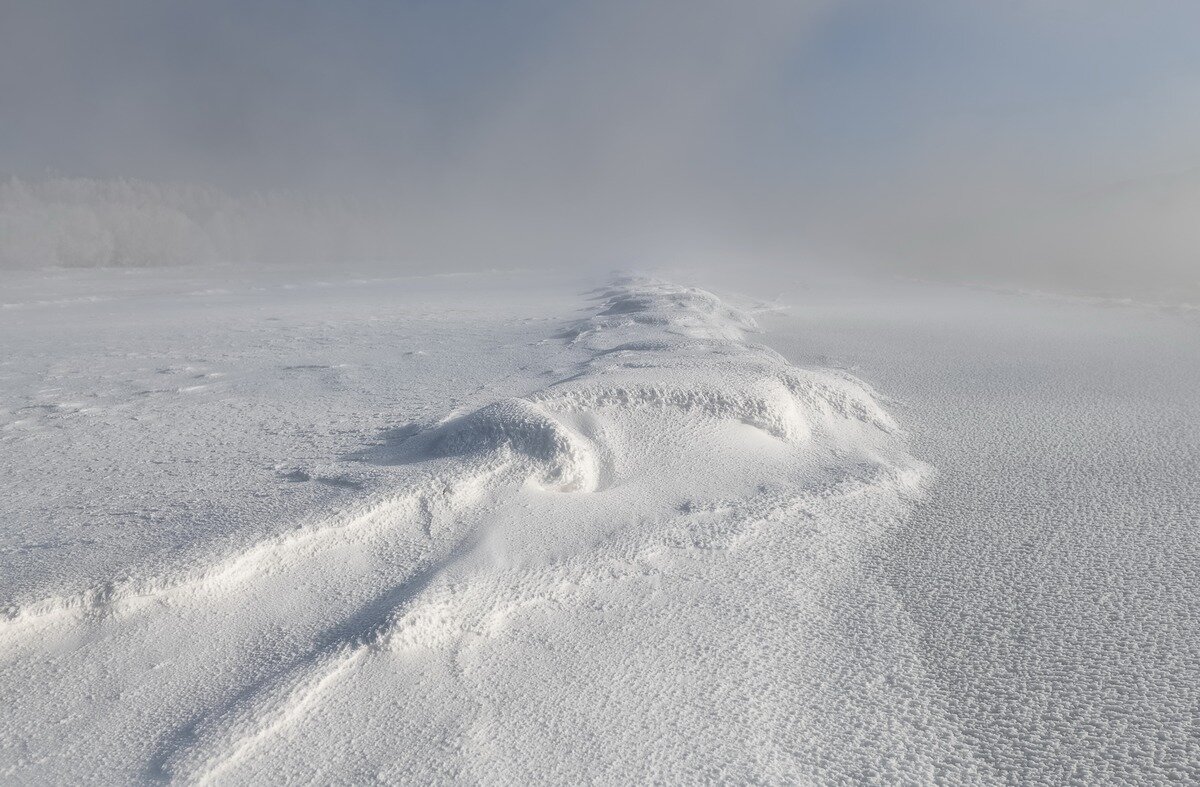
xmin=751 ymin=277 xmax=1200 ymax=784
xmin=1 ymin=267 xmax=1197 ymax=782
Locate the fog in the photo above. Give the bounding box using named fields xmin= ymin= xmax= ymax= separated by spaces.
xmin=3 ymin=0 xmax=1200 ymax=297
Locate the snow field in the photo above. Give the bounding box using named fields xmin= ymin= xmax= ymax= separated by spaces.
xmin=0 ymin=276 xmax=981 ymax=782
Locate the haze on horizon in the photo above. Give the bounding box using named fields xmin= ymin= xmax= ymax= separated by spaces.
xmin=3 ymin=0 xmax=1200 ymax=297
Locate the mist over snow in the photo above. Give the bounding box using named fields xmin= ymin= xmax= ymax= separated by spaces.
xmin=4 ymin=1 xmax=1200 ymax=297
xmin=0 ymin=177 xmax=426 ymax=270
xmin=2 ymin=2 xmax=1199 ymax=784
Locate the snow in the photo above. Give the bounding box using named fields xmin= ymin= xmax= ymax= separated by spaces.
xmin=748 ymin=276 xmax=1200 ymax=784
xmin=1 ymin=267 xmax=1197 ymax=782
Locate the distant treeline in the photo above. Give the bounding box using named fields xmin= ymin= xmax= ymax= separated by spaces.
xmin=0 ymin=177 xmax=409 ymax=268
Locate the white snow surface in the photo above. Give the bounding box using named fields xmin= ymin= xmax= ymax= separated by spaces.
xmin=2 ymin=267 xmax=1196 ymax=783
xmin=0 ymin=270 xmax=956 ymax=782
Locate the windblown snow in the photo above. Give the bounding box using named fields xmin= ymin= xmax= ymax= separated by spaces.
xmin=0 ymin=276 xmax=979 ymax=782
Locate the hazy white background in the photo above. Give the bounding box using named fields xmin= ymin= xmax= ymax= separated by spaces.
xmin=3 ymin=1 xmax=1200 ymax=297
xmin=3 ymin=5 xmax=1199 ymax=782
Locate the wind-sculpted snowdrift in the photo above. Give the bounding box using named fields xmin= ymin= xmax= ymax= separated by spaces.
xmin=0 ymin=278 xmax=985 ymax=783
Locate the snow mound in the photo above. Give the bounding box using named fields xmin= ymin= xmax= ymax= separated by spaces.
xmin=429 ymin=399 xmax=600 ymax=492
xmin=541 ymin=280 xmax=897 ymax=444
xmin=566 ymin=278 xmax=760 ymax=343
xmin=422 ymin=280 xmax=897 ymax=487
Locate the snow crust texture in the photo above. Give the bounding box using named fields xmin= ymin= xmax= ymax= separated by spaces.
xmin=1 ymin=277 xmax=978 ymax=783
xmin=747 ymin=276 xmax=1200 ymax=785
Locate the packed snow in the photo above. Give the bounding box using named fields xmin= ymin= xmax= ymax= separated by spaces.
xmin=1 ymin=268 xmax=1196 ymax=782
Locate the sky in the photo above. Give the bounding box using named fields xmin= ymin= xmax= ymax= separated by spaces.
xmin=3 ymin=0 xmax=1200 ymax=292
